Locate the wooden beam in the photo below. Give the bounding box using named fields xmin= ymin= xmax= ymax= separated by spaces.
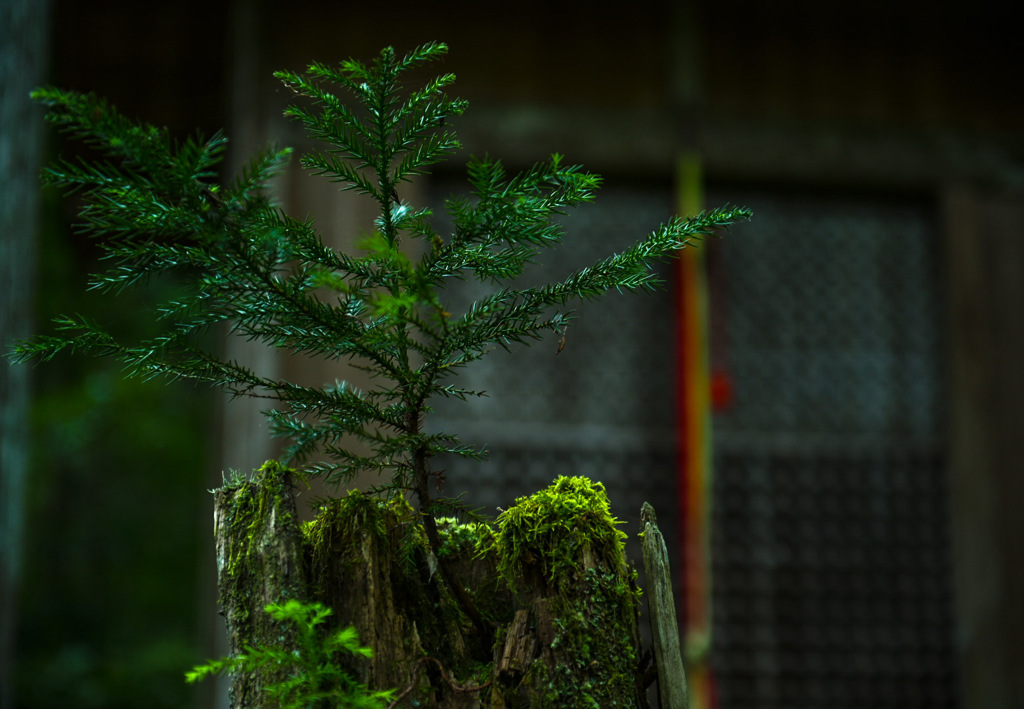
xmin=451 ymin=105 xmax=1021 ymax=190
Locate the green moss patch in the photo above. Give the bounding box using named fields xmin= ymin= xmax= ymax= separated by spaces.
xmin=494 ymin=476 xmax=628 ymax=595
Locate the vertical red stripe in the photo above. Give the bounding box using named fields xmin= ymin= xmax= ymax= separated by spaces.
xmin=675 ymin=155 xmax=715 ymax=708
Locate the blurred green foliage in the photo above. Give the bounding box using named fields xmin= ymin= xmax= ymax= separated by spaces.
xmin=16 ymin=188 xmax=214 ymax=708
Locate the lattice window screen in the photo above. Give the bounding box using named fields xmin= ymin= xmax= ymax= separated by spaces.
xmin=707 ymin=189 xmax=957 ymax=709
xmin=425 ymin=176 xmax=680 ymax=573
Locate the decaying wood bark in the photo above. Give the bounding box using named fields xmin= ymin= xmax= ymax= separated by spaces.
xmin=214 ymin=461 xmax=309 ymax=707
xmin=302 ymin=494 xmax=484 ymax=705
xmin=489 ymin=516 xmax=643 ymax=707
xmin=496 ymin=610 xmax=533 ymax=682
xmin=213 ymin=465 xmax=489 ymax=708
xmin=213 ymin=469 xmax=676 ymax=708
xmin=641 ymin=502 xmax=689 ymax=709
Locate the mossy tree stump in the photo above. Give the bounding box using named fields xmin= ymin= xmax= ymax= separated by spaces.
xmin=213 ymin=466 xmax=666 ymax=708
xmin=214 ymin=461 xmax=310 ymax=707
xmin=488 ymin=477 xmax=644 ymax=707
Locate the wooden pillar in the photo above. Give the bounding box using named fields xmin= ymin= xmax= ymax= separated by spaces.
xmin=944 ymin=183 xmax=1024 ymax=709
xmin=0 ymin=1 xmax=50 ymax=706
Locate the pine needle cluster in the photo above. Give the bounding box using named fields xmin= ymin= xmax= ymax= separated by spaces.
xmin=11 ymin=42 xmax=749 ymax=552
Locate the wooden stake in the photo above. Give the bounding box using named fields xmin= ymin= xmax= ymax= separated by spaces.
xmin=641 ymin=502 xmax=689 ymax=709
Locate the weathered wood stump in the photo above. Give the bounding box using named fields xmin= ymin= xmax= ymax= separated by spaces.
xmin=213 ymin=461 xmax=309 ymax=707
xmin=213 ymin=465 xmax=684 ymax=708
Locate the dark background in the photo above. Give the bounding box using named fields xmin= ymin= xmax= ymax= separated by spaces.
xmin=3 ymin=0 xmax=1022 ymax=707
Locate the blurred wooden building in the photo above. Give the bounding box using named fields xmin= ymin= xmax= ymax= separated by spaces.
xmin=30 ymin=0 xmax=1024 ymax=707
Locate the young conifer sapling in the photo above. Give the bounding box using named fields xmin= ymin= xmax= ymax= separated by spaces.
xmin=11 ymin=42 xmax=750 ymax=633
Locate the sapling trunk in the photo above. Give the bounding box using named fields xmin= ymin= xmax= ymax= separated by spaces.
xmin=410 ymin=413 xmax=492 ymax=639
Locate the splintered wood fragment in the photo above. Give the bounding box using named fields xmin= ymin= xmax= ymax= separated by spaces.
xmin=497 ymin=609 xmax=534 ymax=681
xmin=641 ymin=502 xmax=689 ymax=709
